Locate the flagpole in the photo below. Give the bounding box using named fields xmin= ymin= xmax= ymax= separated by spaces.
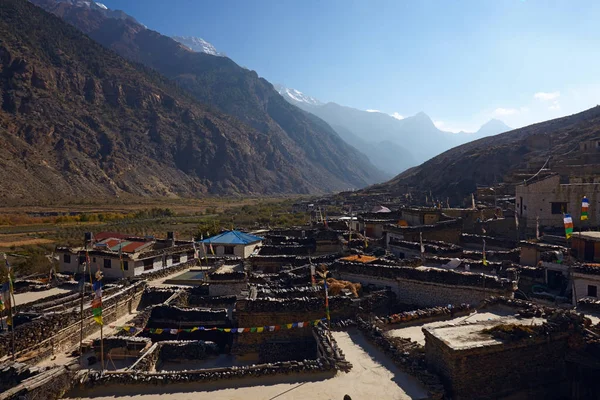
xmin=4 ymin=254 xmax=15 ymax=361
xmin=79 ymin=253 xmax=85 ymax=362
xmin=100 ymin=323 xmax=104 ymax=371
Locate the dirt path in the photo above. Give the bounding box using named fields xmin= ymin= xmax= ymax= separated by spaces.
xmin=65 ymin=329 xmax=428 ymax=400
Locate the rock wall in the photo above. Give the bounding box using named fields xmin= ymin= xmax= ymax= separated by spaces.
xmin=424 ymin=329 xmax=571 ymax=400
xmin=0 ymin=282 xmax=145 ymax=362
xmin=335 ymin=262 xmax=515 ymax=307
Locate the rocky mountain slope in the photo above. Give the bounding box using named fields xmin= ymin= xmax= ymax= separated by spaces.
xmin=0 ymin=0 xmax=382 ymax=204
xmin=366 ymin=106 xmax=600 ymax=203
xmin=276 ymin=85 xmax=510 ymax=175
xmin=29 ymin=0 xmax=385 ymax=190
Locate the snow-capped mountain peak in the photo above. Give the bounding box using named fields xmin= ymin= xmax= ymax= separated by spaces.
xmin=172 ymin=36 xmax=223 ymax=57
xmin=274 ymin=84 xmax=322 ymax=106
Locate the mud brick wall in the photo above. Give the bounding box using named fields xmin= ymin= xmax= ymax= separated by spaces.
xmin=0 ymin=282 xmax=145 ymax=362
xmin=424 ymin=330 xmax=570 ymax=400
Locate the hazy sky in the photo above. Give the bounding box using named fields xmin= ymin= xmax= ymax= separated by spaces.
xmin=101 ymin=0 xmax=600 ymax=132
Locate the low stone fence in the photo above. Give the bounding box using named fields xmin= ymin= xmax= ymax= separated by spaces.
xmin=378 ymin=304 xmax=473 ymax=328
xmin=0 ymin=282 xmax=146 ymax=362
xmin=332 ymin=261 xmax=515 ymax=290
xmin=356 ymin=317 xmax=445 ymax=400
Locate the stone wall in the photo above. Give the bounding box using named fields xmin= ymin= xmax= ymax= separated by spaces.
xmin=0 ymin=362 xmax=78 ymax=400
xmin=334 ymin=262 xmax=515 ymax=308
xmin=424 ymin=329 xmax=571 ymax=400
xmin=0 ymin=282 xmax=145 ymax=362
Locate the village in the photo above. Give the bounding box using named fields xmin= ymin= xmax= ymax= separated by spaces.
xmin=1 ymin=170 xmax=600 ymax=400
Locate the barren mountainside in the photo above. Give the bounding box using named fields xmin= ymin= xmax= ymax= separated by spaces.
xmin=28 ymin=0 xmax=385 ymax=190
xmin=0 ymin=0 xmax=381 ymax=204
xmin=367 ymin=106 xmax=600 ymax=203
xmin=0 ymin=0 xmax=384 ymax=204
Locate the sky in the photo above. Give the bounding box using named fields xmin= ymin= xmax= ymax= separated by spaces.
xmin=100 ymin=0 xmax=600 ymax=132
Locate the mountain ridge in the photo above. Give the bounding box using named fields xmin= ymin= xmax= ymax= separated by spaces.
xmin=366 ymin=105 xmax=600 ymax=203
xmin=27 ymin=0 xmax=386 ymax=194
xmin=0 ymin=0 xmax=384 ymax=204
xmin=275 ymin=84 xmax=511 ymax=175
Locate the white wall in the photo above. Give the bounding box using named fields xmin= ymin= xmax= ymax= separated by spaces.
xmin=572 ymin=273 xmax=600 ymax=304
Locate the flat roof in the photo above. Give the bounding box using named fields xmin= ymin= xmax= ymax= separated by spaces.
xmin=423 ymin=316 xmax=545 ymax=351
xmin=576 ymin=232 xmax=600 ymax=241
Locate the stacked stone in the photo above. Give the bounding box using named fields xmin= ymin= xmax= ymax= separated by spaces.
xmin=158 ymin=340 xmax=219 ymax=361
xmin=82 ymin=358 xmax=336 ymax=387
xmin=382 ymin=304 xmax=472 ymax=324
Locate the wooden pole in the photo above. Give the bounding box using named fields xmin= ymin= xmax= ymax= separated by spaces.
xmin=100 ymin=324 xmax=104 ymax=371
xmin=9 ymin=300 xmax=15 ymax=361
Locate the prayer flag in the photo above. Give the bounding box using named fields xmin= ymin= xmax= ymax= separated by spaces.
xmin=310 ymin=264 xmax=316 ymax=288
xmin=286 ymin=323 xmax=293 ymax=329
xmin=224 ymin=328 xmax=231 ymax=333
xmin=582 ymin=196 xmax=589 ymax=221
xmin=154 ymin=328 xmax=163 ymax=334
xmin=91 ymin=272 xmax=103 ymax=325
xmin=269 ymin=326 xmax=275 ymax=332
xmin=298 ymin=322 xmax=304 ymax=328
xmin=564 ymin=214 xmax=574 ymax=239
xmin=209 ymin=243 xmax=215 ymax=255
xmin=250 ymin=327 xmax=257 ymax=333
xmin=536 ymin=216 xmax=540 ymax=240
xmin=257 ymin=327 xmax=264 ymax=333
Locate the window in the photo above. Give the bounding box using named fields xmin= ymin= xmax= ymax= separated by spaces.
xmin=123 ymin=261 xmax=129 ymax=271
xmin=172 ymin=255 xmax=180 ymax=264
xmin=63 ymin=254 xmax=71 ymax=264
xmin=93 ymin=257 xmax=96 ymax=263
xmin=588 ymin=285 xmax=597 ymax=298
xmin=104 ymin=259 xmax=112 ymax=268
xmin=224 ymin=246 xmax=235 ymax=255
xmin=143 ymin=258 xmax=154 ymax=271
xmin=551 ymin=202 xmax=568 ymax=214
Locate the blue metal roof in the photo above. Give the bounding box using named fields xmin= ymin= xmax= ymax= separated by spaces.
xmin=200 ymin=230 xmax=263 ymax=245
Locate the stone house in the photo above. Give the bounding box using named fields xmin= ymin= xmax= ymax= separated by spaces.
xmin=200 ymin=230 xmax=263 ymax=259
xmin=515 ymin=174 xmax=600 ymax=230
xmin=56 ymin=233 xmax=196 ymax=279
xmin=571 ymin=231 xmax=600 ymax=262
xmin=572 ymin=264 xmax=600 ymax=304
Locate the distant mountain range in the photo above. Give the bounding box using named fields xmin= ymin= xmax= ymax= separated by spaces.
xmin=366 ymin=105 xmax=600 ymax=204
xmin=172 ymin=36 xmax=224 ymax=57
xmin=276 ymin=85 xmax=511 ymax=175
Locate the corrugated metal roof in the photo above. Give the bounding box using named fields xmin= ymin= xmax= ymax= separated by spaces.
xmin=201 ymin=230 xmax=263 ymax=245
